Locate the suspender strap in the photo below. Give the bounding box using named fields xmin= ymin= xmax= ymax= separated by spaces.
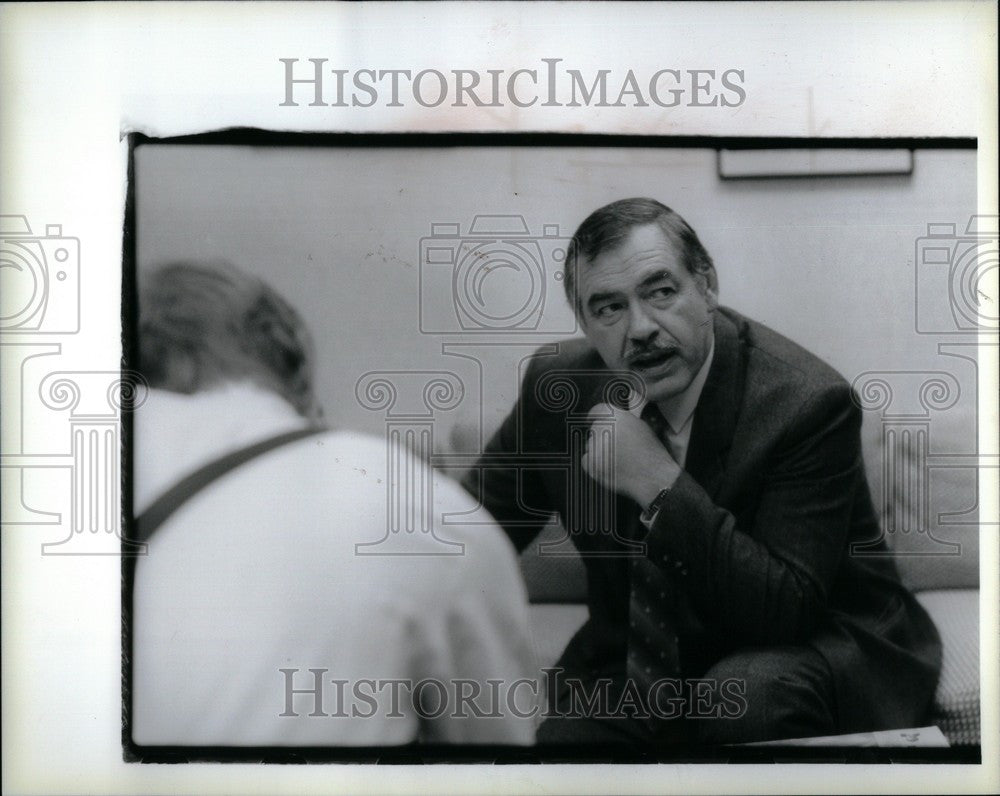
xmin=134 ymin=426 xmax=326 ymax=543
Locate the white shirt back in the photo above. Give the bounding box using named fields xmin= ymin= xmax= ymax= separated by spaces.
xmin=131 ymin=386 xmax=537 ymax=746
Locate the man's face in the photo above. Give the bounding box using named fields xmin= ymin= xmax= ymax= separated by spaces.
xmin=578 ymin=223 xmax=717 ymax=404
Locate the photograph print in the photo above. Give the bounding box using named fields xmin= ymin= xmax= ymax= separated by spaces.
xmin=125 ymin=134 xmax=986 ymax=761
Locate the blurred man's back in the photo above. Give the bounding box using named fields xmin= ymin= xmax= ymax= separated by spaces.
xmin=131 ymin=262 xmax=537 ymax=746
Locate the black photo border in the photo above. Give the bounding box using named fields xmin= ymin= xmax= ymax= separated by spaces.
xmin=120 ymin=129 xmax=980 ymax=765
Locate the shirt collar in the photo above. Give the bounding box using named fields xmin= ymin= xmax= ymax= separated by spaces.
xmin=134 ymin=381 xmax=309 ymax=514
xmin=628 ymin=336 xmax=716 ymax=434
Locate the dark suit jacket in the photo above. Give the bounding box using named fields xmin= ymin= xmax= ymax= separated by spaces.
xmin=464 ymin=307 xmax=941 ymax=733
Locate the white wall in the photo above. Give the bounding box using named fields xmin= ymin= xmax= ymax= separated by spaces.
xmin=136 ymin=144 xmax=977 ymax=442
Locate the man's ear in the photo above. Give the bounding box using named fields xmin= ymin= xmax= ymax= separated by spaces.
xmin=696 ymin=269 xmax=719 ymax=312
xmin=705 ymin=286 xmax=719 ymax=312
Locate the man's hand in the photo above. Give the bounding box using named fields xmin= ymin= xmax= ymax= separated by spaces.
xmin=580 ymin=402 xmax=681 ymax=508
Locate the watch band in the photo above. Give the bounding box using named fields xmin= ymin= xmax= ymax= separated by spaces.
xmin=639 ymin=485 xmax=673 ymax=526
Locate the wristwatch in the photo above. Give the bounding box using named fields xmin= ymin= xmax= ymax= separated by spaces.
xmin=639 ymin=485 xmax=673 ymax=526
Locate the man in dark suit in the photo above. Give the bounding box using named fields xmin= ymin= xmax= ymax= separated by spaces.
xmin=462 ymin=198 xmax=941 ymax=745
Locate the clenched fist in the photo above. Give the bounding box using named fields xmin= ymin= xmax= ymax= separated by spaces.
xmin=580 ymin=402 xmax=681 ymax=508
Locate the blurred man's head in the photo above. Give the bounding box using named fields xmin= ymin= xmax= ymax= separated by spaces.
xmin=138 ymin=261 xmax=321 ymax=420
xmin=563 ymin=199 xmax=719 ymax=403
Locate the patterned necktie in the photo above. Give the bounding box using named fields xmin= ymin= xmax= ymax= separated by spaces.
xmin=626 ymin=402 xmax=682 ymax=721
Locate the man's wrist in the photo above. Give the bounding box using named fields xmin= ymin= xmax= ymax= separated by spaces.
xmin=632 ymin=461 xmax=681 ymax=508
xmin=631 ymin=467 xmax=680 ymax=509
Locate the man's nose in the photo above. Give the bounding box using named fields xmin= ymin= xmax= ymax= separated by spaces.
xmin=626 ymin=303 xmax=659 ymax=343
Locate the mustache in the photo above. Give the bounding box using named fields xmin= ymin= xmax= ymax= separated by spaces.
xmin=625 ymin=344 xmax=679 ymax=366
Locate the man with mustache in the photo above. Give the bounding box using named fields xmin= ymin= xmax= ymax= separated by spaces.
xmin=463 ymin=198 xmax=940 ymax=745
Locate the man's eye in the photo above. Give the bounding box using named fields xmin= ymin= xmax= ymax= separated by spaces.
xmin=595 ymin=303 xmax=623 ymax=319
xmin=648 ymin=286 xmax=676 ymax=301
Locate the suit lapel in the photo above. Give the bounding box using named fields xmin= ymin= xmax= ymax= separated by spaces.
xmin=684 ymin=310 xmax=744 ymax=498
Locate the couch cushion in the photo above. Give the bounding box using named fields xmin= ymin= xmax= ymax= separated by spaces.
xmin=916 ymin=589 xmax=980 ymax=746
xmin=860 ymin=411 xmax=980 ymax=592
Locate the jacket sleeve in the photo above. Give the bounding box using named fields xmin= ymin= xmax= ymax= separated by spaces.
xmin=460 ymin=354 xmax=557 ymax=553
xmin=645 ymin=382 xmax=866 ymax=645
